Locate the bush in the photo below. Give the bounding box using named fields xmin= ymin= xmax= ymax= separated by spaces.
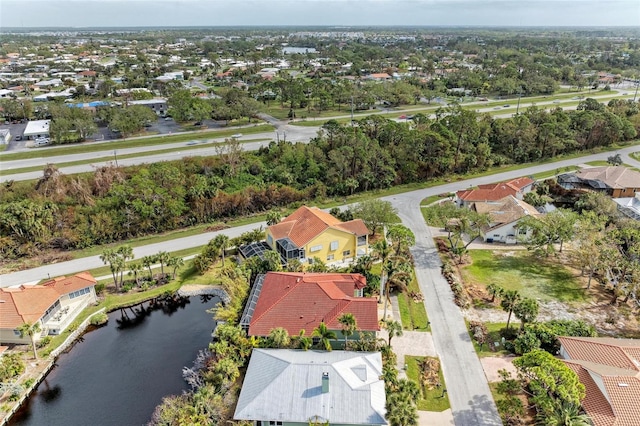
xmin=37 ymin=336 xmax=52 ymax=348
xmin=90 ymin=312 xmax=109 ymax=326
xmin=0 ymin=353 xmax=25 ymax=383
xmin=95 ymin=283 xmax=106 ymax=294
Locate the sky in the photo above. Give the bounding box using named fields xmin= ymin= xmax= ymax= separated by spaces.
xmin=1 ymin=0 xmax=639 ymax=28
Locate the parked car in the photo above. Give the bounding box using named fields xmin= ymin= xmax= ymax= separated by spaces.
xmin=231 ymin=133 xmax=242 ymax=138
xmin=15 ymin=135 xmax=22 ymax=141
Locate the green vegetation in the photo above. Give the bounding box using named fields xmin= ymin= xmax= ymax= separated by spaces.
xmin=405 ymin=355 xmax=451 ymax=412
xmin=462 ymin=250 xmax=586 ymax=303
xmin=467 ymin=321 xmax=511 ymax=357
xmin=397 ymin=273 xmax=430 ymax=331
xmin=0 ymin=124 xmax=274 ymax=162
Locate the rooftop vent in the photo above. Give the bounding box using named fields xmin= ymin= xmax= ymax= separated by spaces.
xmin=322 ymin=372 xmax=329 ymax=393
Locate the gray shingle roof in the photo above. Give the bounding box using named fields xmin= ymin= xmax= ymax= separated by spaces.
xmin=234 ymin=349 xmax=387 ymax=425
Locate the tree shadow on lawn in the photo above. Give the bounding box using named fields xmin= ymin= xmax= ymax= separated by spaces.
xmin=468 ymin=251 xmax=586 ymax=303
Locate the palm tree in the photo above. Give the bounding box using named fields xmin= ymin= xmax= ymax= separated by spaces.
xmin=373 ymin=239 xmax=393 ymax=300
xmin=386 ymin=393 xmax=418 ymax=426
xmin=312 ymin=322 xmax=337 ymax=351
xmin=384 ymin=320 xmax=403 ymax=347
xmin=141 ymin=255 xmax=155 ymax=280
xmin=296 ymin=330 xmax=312 ymax=351
xmin=213 ymin=234 xmax=230 ymax=266
xmin=383 ymin=258 xmax=411 ymax=319
xmin=501 ymin=290 xmax=521 ymax=330
xmin=338 ymin=313 xmax=357 ymax=349
xmin=167 ymin=256 xmax=185 ymax=280
xmin=156 ymin=251 xmax=171 ymax=277
xmin=18 ymin=322 xmax=42 ymax=360
xmin=128 ymin=262 xmax=143 ymax=286
xmin=538 ymin=401 xmax=591 ymax=426
xmin=100 ymin=248 xmax=119 ymax=288
xmin=486 ymin=283 xmax=503 ymax=303
xmin=267 ymin=327 xmax=291 ymax=348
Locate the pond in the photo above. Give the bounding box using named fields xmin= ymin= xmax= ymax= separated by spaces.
xmin=9 ymin=295 xmax=218 ymax=426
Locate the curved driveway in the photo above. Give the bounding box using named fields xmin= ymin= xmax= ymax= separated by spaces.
xmin=2 ymin=143 xmax=640 ymax=426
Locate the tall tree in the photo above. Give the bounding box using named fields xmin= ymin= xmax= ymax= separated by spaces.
xmin=17 ymin=322 xmax=42 ymax=360
xmin=386 ymin=224 xmax=416 ymax=256
xmin=352 ymin=199 xmax=398 ymax=237
xmin=513 ymin=298 xmax=539 ymax=330
xmin=312 ymin=322 xmax=337 ymax=351
xmin=384 ymin=319 xmax=403 ymax=346
xmin=501 ymin=290 xmax=521 ymax=330
xmin=338 ymin=313 xmax=357 ymax=349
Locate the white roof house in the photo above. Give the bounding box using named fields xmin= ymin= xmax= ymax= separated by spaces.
xmin=234 ymin=349 xmax=387 ymax=426
xmin=23 ymin=119 xmax=50 ymax=138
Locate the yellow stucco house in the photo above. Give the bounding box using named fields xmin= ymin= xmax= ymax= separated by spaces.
xmin=266 ymin=206 xmax=369 ymax=266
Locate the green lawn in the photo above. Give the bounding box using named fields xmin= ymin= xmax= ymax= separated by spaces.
xmin=405 ymin=355 xmax=451 ymax=412
xmin=396 ymin=273 xmax=430 ymax=331
xmin=462 ymin=250 xmax=587 ymax=303
xmin=467 ymin=321 xmax=511 ymax=357
xmin=631 ymin=152 xmax=640 ymax=161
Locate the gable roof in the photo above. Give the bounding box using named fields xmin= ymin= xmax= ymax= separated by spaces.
xmin=0 ymin=272 xmax=97 ymax=329
xmin=473 ymin=195 xmax=541 ymax=230
xmin=560 ymin=337 xmax=640 ymax=426
xmin=269 ymin=206 xmax=369 ymax=248
xmin=245 ymin=272 xmax=378 ymax=337
xmin=456 ymin=177 xmax=534 ymax=202
xmin=574 ymin=166 xmax=640 ymax=189
xmin=234 ymin=349 xmax=387 ymax=425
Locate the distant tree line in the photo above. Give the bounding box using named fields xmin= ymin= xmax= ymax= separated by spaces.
xmin=1 ymin=98 xmax=638 ymax=262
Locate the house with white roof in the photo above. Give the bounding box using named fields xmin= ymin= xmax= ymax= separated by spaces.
xmin=22 ymin=119 xmax=50 ymax=140
xmin=234 ymin=349 xmax=387 ymax=426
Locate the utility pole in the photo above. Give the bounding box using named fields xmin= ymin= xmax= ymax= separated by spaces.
xmin=114 ymin=150 xmax=119 ymax=167
xmin=634 ymin=77 xmax=639 ymax=102
xmin=350 ymin=95 xmax=354 ymax=125
xmin=516 ymin=89 xmax=522 ymax=115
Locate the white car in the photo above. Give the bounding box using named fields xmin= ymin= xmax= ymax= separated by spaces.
xmin=34 ymin=137 xmax=50 ymax=146
xmin=231 ymin=133 xmax=242 ymax=139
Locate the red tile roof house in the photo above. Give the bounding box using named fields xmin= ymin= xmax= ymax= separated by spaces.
xmin=456 ymin=177 xmax=535 ymax=208
xmin=239 ymin=272 xmax=379 ymax=344
xmin=0 ymin=272 xmax=98 ymax=345
xmin=558 ymin=336 xmax=640 ymax=426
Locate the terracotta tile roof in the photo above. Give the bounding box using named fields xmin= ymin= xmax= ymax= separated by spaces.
xmin=560 ymin=337 xmax=640 ymax=426
xmin=559 ymin=337 xmax=640 ymax=371
xmin=268 ymin=206 xmax=369 ymax=248
xmin=575 ymin=166 xmax=640 ymax=189
xmin=248 ymin=272 xmax=378 ymax=337
xmin=334 ymin=219 xmax=369 ymax=236
xmin=473 ymin=195 xmax=540 ymax=230
xmin=0 ymin=272 xmax=96 ymax=329
xmin=564 ymin=361 xmax=617 ymax=426
xmin=457 ymin=177 xmax=534 ymax=202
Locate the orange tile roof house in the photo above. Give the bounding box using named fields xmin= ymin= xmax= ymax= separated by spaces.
xmin=265 ymin=206 xmax=369 ymax=266
xmin=558 ymin=166 xmax=640 ymax=198
xmin=456 ymin=177 xmax=534 ymax=208
xmin=239 ymin=272 xmax=379 ymax=340
xmin=559 ymin=336 xmax=640 ymax=426
xmin=472 ymin=195 xmax=541 ymax=244
xmin=0 ymin=272 xmax=98 ymax=345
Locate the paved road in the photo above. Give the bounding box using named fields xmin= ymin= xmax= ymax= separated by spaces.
xmin=2 ymin=143 xmax=640 ymax=426
xmin=2 ymin=89 xmax=633 ymax=182
xmin=0 ymin=124 xmax=320 ymax=182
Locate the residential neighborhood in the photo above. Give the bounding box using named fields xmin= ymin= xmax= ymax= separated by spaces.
xmin=1 ymin=21 xmax=640 ymax=426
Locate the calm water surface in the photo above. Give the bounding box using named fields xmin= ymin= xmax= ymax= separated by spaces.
xmin=10 ymin=296 xmax=217 ymax=426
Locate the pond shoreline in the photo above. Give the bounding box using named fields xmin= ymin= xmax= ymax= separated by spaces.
xmin=0 ymin=285 xmax=228 ymax=426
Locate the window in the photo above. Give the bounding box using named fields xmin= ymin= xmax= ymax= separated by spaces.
xmin=493 ymin=234 xmax=500 ymax=237
xmin=342 ymin=250 xmax=351 ymax=257
xmin=330 ymin=241 xmax=339 ymax=251
xmin=310 ymin=245 xmax=322 ymax=253
xmin=327 ymin=254 xmax=334 ymax=261
xmin=13 ymin=329 xmax=21 ymax=336
xmin=69 ymin=287 xmax=91 ymax=299
xmin=267 ymin=234 xmax=273 ymax=246
xmin=269 ymin=422 xmax=282 ymax=426
xmin=354 ymin=288 xmax=363 ymax=297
